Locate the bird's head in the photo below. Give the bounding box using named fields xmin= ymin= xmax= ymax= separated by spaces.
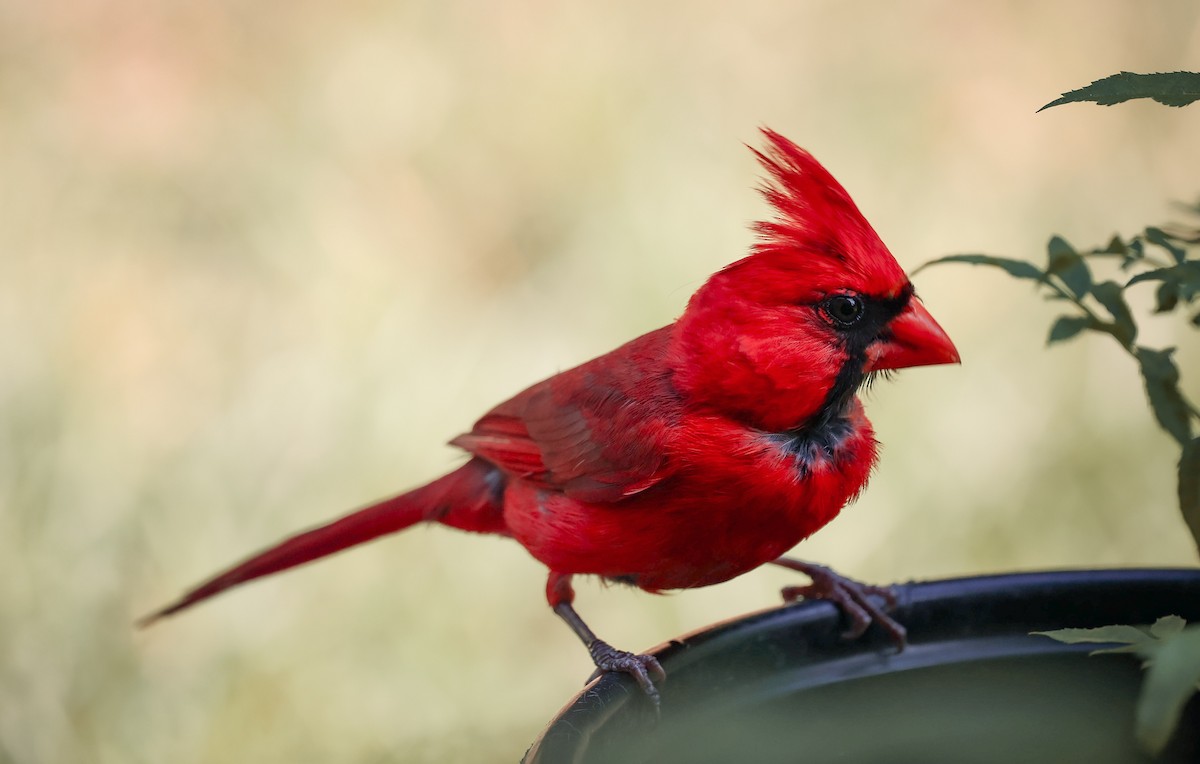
xmin=672 ymin=129 xmax=959 ymax=432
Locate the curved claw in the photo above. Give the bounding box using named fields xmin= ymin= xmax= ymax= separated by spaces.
xmin=776 ymin=560 xmax=907 ymax=649
xmin=587 ymin=639 xmax=666 ymax=707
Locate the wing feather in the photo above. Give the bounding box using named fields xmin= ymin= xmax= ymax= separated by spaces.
xmin=450 ymin=327 xmax=679 ymax=503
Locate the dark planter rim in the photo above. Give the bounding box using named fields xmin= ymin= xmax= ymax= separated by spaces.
xmin=524 ymin=567 xmax=1200 ymax=763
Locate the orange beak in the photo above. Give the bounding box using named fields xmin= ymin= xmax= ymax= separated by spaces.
xmin=864 ymin=297 xmax=960 ymax=372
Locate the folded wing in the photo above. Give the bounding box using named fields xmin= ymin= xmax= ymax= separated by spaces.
xmin=451 ymin=327 xmax=679 ymax=504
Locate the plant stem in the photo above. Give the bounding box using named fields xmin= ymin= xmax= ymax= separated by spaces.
xmin=1044 ymin=275 xmax=1200 ymax=425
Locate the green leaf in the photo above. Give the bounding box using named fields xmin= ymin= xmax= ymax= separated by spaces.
xmin=1180 ymin=437 xmax=1200 ymax=554
xmin=1091 ymin=281 xmax=1138 ymax=348
xmin=1047 ymin=236 xmax=1072 ymax=259
xmin=1127 ymin=262 xmax=1193 ymax=286
xmin=1151 ymin=615 xmax=1188 ymax=640
xmin=1034 ymin=624 xmax=1152 ymax=646
xmin=1134 ymin=346 xmax=1194 ymax=445
xmin=1127 ymin=261 xmax=1200 ymax=292
xmin=1041 ymin=617 xmax=1200 ymax=754
xmin=913 ymin=254 xmax=1047 ymax=282
xmin=1154 ymin=281 xmax=1180 ymax=313
xmin=1046 ymin=315 xmax=1093 ymax=345
xmin=1136 ymin=626 xmax=1200 ymax=755
xmin=1039 ymin=71 xmax=1200 ymax=111
xmin=1101 ymin=235 xmax=1128 ymax=255
xmin=1145 ymin=227 xmax=1188 ymax=264
xmin=1034 ymin=628 xmax=1149 ymax=656
xmin=1046 ymin=236 xmax=1093 ymax=298
xmin=1123 ymin=238 xmax=1147 ymax=270
xmin=1128 ymin=261 xmax=1200 ymax=315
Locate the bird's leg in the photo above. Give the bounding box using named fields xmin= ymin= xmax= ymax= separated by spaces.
xmin=772 ymin=558 xmax=907 ymax=649
xmin=547 ymin=572 xmax=666 ymax=707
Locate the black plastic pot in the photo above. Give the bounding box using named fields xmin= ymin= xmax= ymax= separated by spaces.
xmin=524 ymin=569 xmax=1200 ymax=764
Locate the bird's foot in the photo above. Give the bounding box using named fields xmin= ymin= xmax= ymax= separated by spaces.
xmin=777 ymin=560 xmax=906 ymax=649
xmin=586 ymin=639 xmax=666 ymax=707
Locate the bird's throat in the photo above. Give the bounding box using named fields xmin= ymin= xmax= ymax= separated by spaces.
xmin=775 ymin=412 xmax=855 ymax=475
xmin=775 ymin=353 xmax=868 ymax=474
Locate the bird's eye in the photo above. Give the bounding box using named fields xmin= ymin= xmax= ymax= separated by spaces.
xmin=820 ymin=294 xmax=865 ymax=328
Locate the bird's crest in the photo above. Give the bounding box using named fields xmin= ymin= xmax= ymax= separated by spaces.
xmin=749 ymin=129 xmax=905 ymax=293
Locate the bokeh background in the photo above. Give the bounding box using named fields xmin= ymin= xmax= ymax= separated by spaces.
xmin=2 ymin=1 xmax=1199 ymax=762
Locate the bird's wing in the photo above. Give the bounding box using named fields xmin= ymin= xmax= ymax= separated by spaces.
xmin=450 ymin=327 xmax=678 ymax=504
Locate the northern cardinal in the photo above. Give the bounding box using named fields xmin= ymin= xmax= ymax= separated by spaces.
xmin=142 ymin=130 xmax=959 ymax=705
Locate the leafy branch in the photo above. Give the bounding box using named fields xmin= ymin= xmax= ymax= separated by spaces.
xmin=916 ymin=212 xmax=1200 ymax=548
xmin=919 ymin=70 xmax=1200 ymax=757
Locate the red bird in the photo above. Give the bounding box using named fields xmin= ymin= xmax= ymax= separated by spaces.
xmin=142 ymin=130 xmax=959 ymax=705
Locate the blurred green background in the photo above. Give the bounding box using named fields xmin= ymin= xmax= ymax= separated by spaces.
xmin=2 ymin=1 xmax=1199 ymax=762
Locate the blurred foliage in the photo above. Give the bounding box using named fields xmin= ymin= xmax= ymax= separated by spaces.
xmin=928 ymin=69 xmax=1200 ymax=758
xmin=3 ymin=4 xmax=1200 ymax=764
xmin=1037 ymin=617 xmax=1200 ymax=756
xmin=919 ymin=208 xmax=1200 ymax=548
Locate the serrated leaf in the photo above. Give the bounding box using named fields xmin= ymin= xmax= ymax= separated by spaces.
xmin=1034 ymin=624 xmax=1152 ymax=645
xmin=1135 ymin=346 xmax=1194 ymax=445
xmin=1047 ymin=315 xmax=1093 ymax=345
xmin=914 ymin=254 xmax=1047 ymax=282
xmin=1046 ymin=236 xmax=1093 ymax=298
xmin=1136 ymin=626 xmax=1200 ymax=755
xmin=1145 ymin=226 xmax=1188 ymax=264
xmin=1181 ymin=437 xmax=1200 ymax=554
xmin=1091 ymin=281 xmax=1138 ymax=348
xmin=1151 ymin=615 xmax=1188 ymax=640
xmin=1039 ymin=71 xmax=1200 ymax=111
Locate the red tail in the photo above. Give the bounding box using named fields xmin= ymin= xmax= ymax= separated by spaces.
xmin=140 ymin=459 xmax=505 ymax=626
